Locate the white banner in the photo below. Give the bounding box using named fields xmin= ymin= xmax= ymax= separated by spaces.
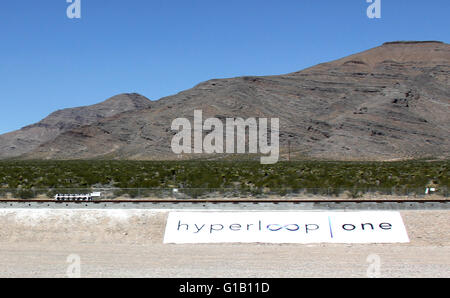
xmin=164 ymin=211 xmax=409 ymax=244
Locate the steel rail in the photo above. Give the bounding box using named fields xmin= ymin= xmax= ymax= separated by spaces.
xmin=0 ymin=198 xmax=449 ymax=203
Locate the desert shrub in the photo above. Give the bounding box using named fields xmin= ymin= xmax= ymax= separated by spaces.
xmin=15 ymin=189 xmax=35 ymax=200
xmin=0 ymin=159 xmax=447 ymax=197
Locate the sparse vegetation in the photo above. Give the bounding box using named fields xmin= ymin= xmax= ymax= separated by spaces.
xmin=0 ymin=160 xmax=447 ymax=199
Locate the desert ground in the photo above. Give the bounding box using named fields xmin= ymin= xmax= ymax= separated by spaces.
xmin=0 ymin=209 xmax=448 ymax=278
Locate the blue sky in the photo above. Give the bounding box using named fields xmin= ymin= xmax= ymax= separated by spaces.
xmin=0 ymin=0 xmax=448 ymax=134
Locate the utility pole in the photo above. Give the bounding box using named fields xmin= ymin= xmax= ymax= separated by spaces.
xmin=288 ymin=140 xmax=291 ymax=162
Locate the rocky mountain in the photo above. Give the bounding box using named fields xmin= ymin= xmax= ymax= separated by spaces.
xmin=0 ymin=93 xmax=152 ymax=159
xmin=1 ymin=41 xmax=449 ymax=161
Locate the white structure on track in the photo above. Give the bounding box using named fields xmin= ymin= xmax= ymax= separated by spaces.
xmin=54 ymin=192 xmax=102 ymax=201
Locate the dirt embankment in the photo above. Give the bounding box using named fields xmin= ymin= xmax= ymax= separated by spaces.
xmin=0 ymin=209 xmax=448 ymax=246
xmin=0 ymin=209 xmax=167 ymax=245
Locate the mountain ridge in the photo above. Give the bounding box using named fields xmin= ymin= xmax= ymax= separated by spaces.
xmin=1 ymin=41 xmax=449 ymax=161
xmin=0 ymin=93 xmax=152 ymax=159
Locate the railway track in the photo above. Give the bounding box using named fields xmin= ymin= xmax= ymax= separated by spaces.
xmin=0 ymin=198 xmax=449 ymax=210
xmin=0 ymin=198 xmax=449 ymax=203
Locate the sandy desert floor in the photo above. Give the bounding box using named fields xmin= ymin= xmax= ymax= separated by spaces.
xmin=0 ymin=209 xmax=448 ymax=278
